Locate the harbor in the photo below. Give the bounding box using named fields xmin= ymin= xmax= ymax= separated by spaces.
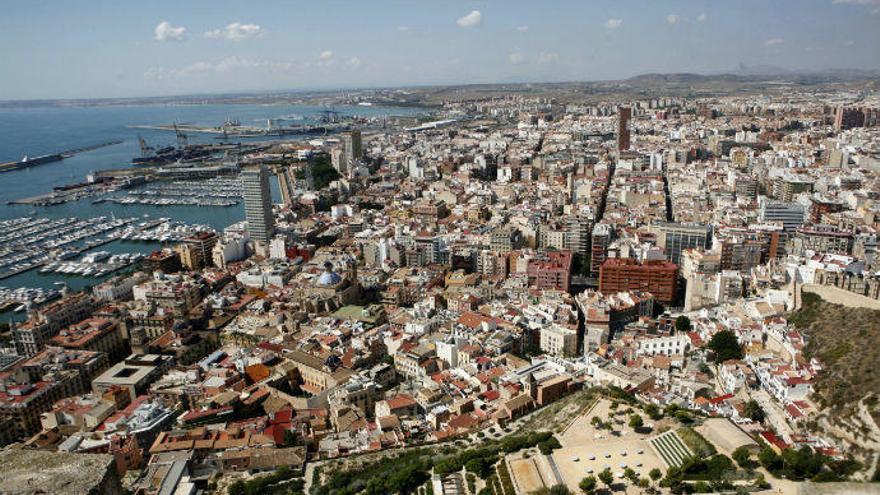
xmin=39 ymin=251 xmax=144 ymax=279
xmin=0 ymin=102 xmax=417 ymax=304
xmin=0 ymin=215 xmax=215 ymax=281
xmin=0 ymin=286 xmax=61 ymax=313
xmin=98 ymin=176 xmax=243 ymax=208
xmin=0 ymin=140 xmax=123 ymax=173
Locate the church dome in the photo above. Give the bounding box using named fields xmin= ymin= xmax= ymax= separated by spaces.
xmin=317 ymin=262 xmax=342 ymax=286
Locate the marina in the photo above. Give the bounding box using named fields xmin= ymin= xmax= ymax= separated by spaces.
xmin=0 ymin=215 xmax=215 ymax=280
xmin=98 ymin=176 xmax=243 ymax=208
xmin=118 ymin=219 xmax=215 ymax=243
xmin=100 ymin=196 xmax=239 ymax=207
xmin=0 ymin=286 xmax=61 ymax=313
xmin=38 ymin=251 xmax=144 ymax=279
xmin=0 ymin=102 xmax=415 ymax=301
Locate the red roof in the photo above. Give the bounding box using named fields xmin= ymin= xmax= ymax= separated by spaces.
xmin=784 ymin=404 xmax=804 ymax=419
xmin=708 ymin=393 xmax=734 ymax=405
xmin=480 ymin=390 xmax=501 ymax=402
xmin=760 ymin=431 xmax=788 ymax=450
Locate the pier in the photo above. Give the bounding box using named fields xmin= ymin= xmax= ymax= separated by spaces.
xmin=127 ymin=123 xmax=347 ymax=137
xmin=0 ymin=140 xmax=123 ymax=174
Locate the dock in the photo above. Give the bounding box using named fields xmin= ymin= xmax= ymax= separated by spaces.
xmin=127 ymin=123 xmax=346 ymax=137
xmin=0 ymin=140 xmax=123 ymax=174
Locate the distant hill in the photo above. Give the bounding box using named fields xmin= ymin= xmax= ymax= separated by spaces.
xmin=624 ymin=72 xmax=743 ymax=84
xmin=3 ymin=68 xmax=879 ymax=109
xmin=626 ymin=68 xmax=880 ymax=85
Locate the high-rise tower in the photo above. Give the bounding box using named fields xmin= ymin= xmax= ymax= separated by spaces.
xmin=241 ymin=165 xmax=274 ymax=246
xmin=617 ymin=107 xmax=631 ymax=152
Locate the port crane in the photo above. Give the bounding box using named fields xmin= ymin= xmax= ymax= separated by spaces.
xmin=172 ymin=122 xmax=188 ymax=148
xmin=319 ymin=107 xmax=340 ymax=124
xmin=137 ymin=135 xmax=154 ymax=157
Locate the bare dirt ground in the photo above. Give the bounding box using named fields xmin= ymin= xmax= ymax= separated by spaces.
xmin=551 ymin=399 xmax=666 ymax=494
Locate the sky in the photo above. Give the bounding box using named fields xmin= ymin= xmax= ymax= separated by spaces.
xmin=1 ymin=0 xmax=879 ymax=100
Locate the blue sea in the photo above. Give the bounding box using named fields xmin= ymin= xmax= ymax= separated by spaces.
xmin=0 ymin=102 xmax=418 ymax=316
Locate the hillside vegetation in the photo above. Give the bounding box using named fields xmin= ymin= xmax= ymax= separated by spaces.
xmin=789 ymin=293 xmax=880 ymax=413
xmin=788 ymin=292 xmax=880 ymax=472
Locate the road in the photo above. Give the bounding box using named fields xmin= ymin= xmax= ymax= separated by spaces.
xmin=751 ymin=389 xmax=794 ymax=443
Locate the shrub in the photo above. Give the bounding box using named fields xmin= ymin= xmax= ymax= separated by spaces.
xmin=677 ymin=427 xmax=716 ymax=457
xmin=579 ymin=475 xmax=597 ymax=493
xmin=629 ymin=414 xmax=644 ymax=430
xmin=538 ymin=436 xmax=562 ymax=455
xmin=732 ymin=446 xmax=756 ymax=469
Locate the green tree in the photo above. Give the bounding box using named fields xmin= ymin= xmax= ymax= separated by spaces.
xmin=538 ymin=436 xmax=562 ymax=455
xmin=645 ymin=403 xmax=662 ymax=420
xmin=693 ymin=480 xmax=711 ymax=493
xmin=758 ymin=446 xmax=782 ymax=471
xmin=629 ymin=414 xmax=644 ymax=430
xmin=744 ymin=400 xmax=765 ymax=422
xmin=732 ymin=446 xmax=755 ymax=469
xmin=675 ymin=315 xmax=692 ymax=332
xmin=578 ymin=475 xmax=597 ymax=494
xmin=779 ymin=446 xmax=825 ymax=480
xmin=649 ymin=468 xmax=663 ymax=484
xmin=708 ymin=330 xmax=743 ymax=363
xmin=548 ymin=485 xmax=572 ymax=495
xmin=465 ymin=458 xmax=492 ymax=479
xmin=624 ymin=467 xmax=637 ymax=483
xmin=598 ymin=468 xmax=614 ymax=490
xmin=753 ymin=473 xmax=770 ymax=489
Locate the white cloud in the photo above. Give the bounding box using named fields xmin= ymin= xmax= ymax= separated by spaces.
xmin=832 ymin=0 xmax=880 ymax=12
xmin=764 ymin=37 xmax=785 ymax=46
xmin=154 ymin=21 xmax=186 ymax=42
xmin=204 ymin=22 xmax=263 ymax=41
xmin=516 ymin=25 xmax=529 ymax=32
xmin=605 ymin=18 xmax=623 ymax=29
xmin=397 ymin=25 xmax=411 ymax=32
xmin=145 ymin=56 xmax=297 ymax=80
xmin=844 ymin=39 xmax=856 ymax=46
xmin=456 ymin=10 xmax=482 ymax=28
xmin=697 ymin=13 xmax=708 ymax=22
xmin=831 ymin=0 xmax=880 ymax=5
xmin=537 ymin=52 xmax=559 ymax=64
xmin=347 ymin=57 xmax=362 ymax=69
xmin=319 ymin=50 xmax=334 ymax=61
xmin=666 ymin=14 xmax=680 ymax=24
xmin=508 ymin=52 xmax=526 ymax=65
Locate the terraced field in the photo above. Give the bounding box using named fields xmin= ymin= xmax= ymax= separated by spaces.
xmin=648 ymin=430 xmax=693 ymax=468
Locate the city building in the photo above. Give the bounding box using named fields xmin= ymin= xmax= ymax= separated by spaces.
xmin=241 ymin=165 xmax=275 ymax=248
xmin=651 ymin=222 xmax=712 ymax=265
xmin=599 ymin=258 xmax=678 ymax=304
xmin=617 ymin=106 xmax=631 ymax=152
